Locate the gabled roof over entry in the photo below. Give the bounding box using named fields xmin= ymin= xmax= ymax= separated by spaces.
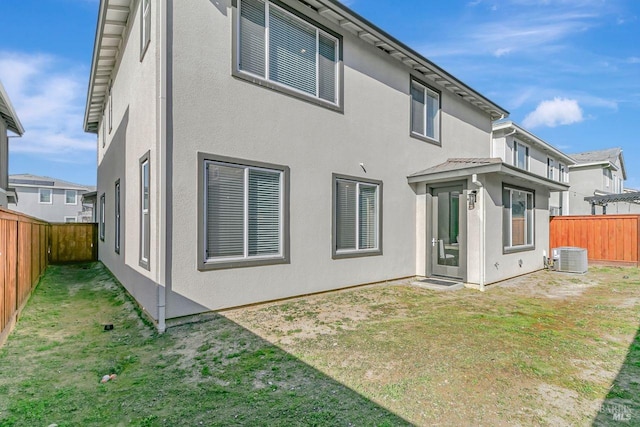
xmin=0 ymin=80 xmax=24 ymax=136
xmin=408 ymin=158 xmax=570 ymax=192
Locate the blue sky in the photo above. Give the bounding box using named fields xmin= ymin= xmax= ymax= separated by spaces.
xmin=1 ymin=0 xmax=639 ymax=187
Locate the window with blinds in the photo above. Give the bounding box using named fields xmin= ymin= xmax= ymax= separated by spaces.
xmin=204 ymin=160 xmax=284 ymax=263
xmin=334 ymin=177 xmax=381 ymax=256
xmin=410 ymin=80 xmax=440 ymax=142
xmin=238 ymin=0 xmax=339 ymax=105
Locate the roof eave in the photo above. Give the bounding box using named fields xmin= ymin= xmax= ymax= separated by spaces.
xmin=492 ymin=121 xmax=574 ymax=165
xmin=0 ymin=81 xmax=25 ymax=136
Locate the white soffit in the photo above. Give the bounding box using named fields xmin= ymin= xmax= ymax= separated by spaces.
xmin=84 ymin=0 xmax=132 ymax=133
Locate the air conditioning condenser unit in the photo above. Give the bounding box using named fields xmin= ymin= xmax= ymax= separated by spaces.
xmin=552 ymin=247 xmax=588 ymax=274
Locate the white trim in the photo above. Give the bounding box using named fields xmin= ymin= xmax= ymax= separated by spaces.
xmin=65 ymin=189 xmax=78 ymax=205
xmin=64 ymin=216 xmax=77 ymax=223
xmin=38 ymin=188 xmax=53 ymax=204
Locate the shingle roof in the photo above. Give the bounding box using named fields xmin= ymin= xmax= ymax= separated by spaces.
xmin=570 ymin=148 xmax=622 ymax=164
xmin=9 ymin=174 xmax=94 ymax=191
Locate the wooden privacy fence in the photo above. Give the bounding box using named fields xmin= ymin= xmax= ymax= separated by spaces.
xmin=550 ymin=215 xmax=640 ymax=267
xmin=50 ymin=223 xmax=98 ymax=263
xmin=0 ymin=208 xmax=49 ymax=344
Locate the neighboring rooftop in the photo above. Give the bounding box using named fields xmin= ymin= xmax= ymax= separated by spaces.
xmin=0 ymin=80 xmax=24 ymax=135
xmin=9 ymin=174 xmax=96 ymax=191
xmin=570 ymin=148 xmax=622 ymax=165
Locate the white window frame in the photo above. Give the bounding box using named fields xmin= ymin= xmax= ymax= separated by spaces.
xmin=332 ymin=174 xmax=382 ymax=259
xmin=65 ymin=189 xmax=78 ymax=205
xmin=64 ymin=216 xmax=77 ymax=223
xmin=198 ymin=154 xmax=290 ymax=270
xmin=410 ymin=79 xmax=441 ymax=144
xmin=115 ymin=180 xmax=121 ymax=254
xmin=504 ymin=186 xmax=535 ymax=252
xmin=604 ymin=168 xmax=612 ymax=189
xmin=236 ymin=0 xmax=341 ymax=107
xmin=38 ymin=188 xmax=53 ymax=204
xmin=513 ymin=141 xmax=530 ymax=171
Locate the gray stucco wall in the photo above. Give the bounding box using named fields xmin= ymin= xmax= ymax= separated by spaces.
xmin=165 ymin=0 xmax=495 ymax=317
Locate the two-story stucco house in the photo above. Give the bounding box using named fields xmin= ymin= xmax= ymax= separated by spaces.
xmin=84 ymin=0 xmax=569 ymax=331
xmin=7 ymin=174 xmax=95 ymax=222
xmin=0 ymin=81 xmax=24 ymax=208
xmin=492 ymin=121 xmax=575 ymax=217
xmin=566 ymin=148 xmax=639 ymax=214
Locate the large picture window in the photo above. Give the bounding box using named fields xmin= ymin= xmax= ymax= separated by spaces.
xmin=410 ymin=79 xmax=440 ymax=143
xmin=237 ymin=0 xmax=340 ymax=105
xmin=503 ymin=186 xmax=534 ymax=251
xmin=199 ymin=154 xmax=290 ymax=270
xmin=333 ymin=175 xmax=382 ymax=258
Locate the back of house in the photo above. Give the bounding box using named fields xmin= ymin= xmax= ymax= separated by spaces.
xmin=85 ymin=0 xmax=570 ymax=330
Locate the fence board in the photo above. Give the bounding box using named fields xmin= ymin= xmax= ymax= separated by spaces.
xmin=550 ymin=215 xmax=640 ymax=267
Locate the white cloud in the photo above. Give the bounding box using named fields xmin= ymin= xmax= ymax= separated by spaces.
xmin=0 ymin=52 xmax=94 ymax=158
xmin=523 ymin=97 xmax=584 ymax=128
xmin=494 ymin=47 xmax=512 ymax=57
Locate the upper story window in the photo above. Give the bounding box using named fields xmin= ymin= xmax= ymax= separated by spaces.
xmin=513 ymin=141 xmax=529 ymax=171
xmin=237 ymin=0 xmax=340 ymax=106
xmin=39 ymin=188 xmax=52 ymax=204
xmin=140 ymin=0 xmax=151 ymax=59
xmin=559 ymin=163 xmax=567 ymax=183
xmin=603 ymin=168 xmax=612 ymax=189
xmin=410 ymin=80 xmax=440 ymax=143
xmin=547 ymin=158 xmax=555 ymax=180
xmin=65 ymin=190 xmax=77 ymax=205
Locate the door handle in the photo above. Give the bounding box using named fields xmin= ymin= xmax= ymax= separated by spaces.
xmin=431 ymin=238 xmax=437 ymax=247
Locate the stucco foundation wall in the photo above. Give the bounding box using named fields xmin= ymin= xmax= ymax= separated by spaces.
xmin=166 ymin=0 xmax=495 ymax=317
xmin=95 ymin=0 xmax=160 ymax=318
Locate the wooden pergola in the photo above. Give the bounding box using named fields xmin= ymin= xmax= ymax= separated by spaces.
xmin=584 ymin=191 xmax=640 ymax=215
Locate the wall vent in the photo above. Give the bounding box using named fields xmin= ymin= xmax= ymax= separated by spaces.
xmin=552 ymin=247 xmax=588 ymax=274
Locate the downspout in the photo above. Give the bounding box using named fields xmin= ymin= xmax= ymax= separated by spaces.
xmin=471 ymin=174 xmax=485 ymax=291
xmin=156 ymin=0 xmax=169 ymax=333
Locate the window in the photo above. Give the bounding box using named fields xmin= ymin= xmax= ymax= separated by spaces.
xmin=547 ymin=158 xmax=555 ymax=180
xmin=513 ymin=141 xmax=529 ymax=170
xmin=604 ymin=168 xmax=612 ymax=189
xmin=236 ymin=0 xmax=340 ymax=106
xmin=99 ymin=193 xmax=105 ymax=241
xmin=333 ymin=175 xmax=382 ymax=258
xmin=64 ymin=216 xmax=77 ymax=223
xmin=410 ymin=80 xmax=440 ymax=143
xmin=65 ymin=190 xmax=77 ymax=205
xmin=115 ymin=180 xmax=121 ymax=254
xmin=559 ymin=163 xmax=566 ymax=183
xmin=140 ymin=0 xmax=151 ymax=58
xmin=503 ymin=186 xmax=534 ymax=251
xmin=108 ymin=85 xmax=113 ymax=134
xmin=39 ymin=188 xmax=52 ymax=204
xmin=199 ymin=154 xmax=290 ymax=270
xmin=140 ymin=154 xmax=150 ymax=269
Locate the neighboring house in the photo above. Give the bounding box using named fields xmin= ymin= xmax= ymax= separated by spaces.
xmin=84 ymin=0 xmax=568 ymax=331
xmin=567 ymin=148 xmax=639 ymax=214
xmin=492 ymin=121 xmax=575 ymax=217
xmin=8 ymin=174 xmax=95 ymax=223
xmin=0 ymin=80 xmax=24 ymax=208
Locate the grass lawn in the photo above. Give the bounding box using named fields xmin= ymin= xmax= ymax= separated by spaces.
xmin=0 ymin=263 xmax=639 ymax=426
